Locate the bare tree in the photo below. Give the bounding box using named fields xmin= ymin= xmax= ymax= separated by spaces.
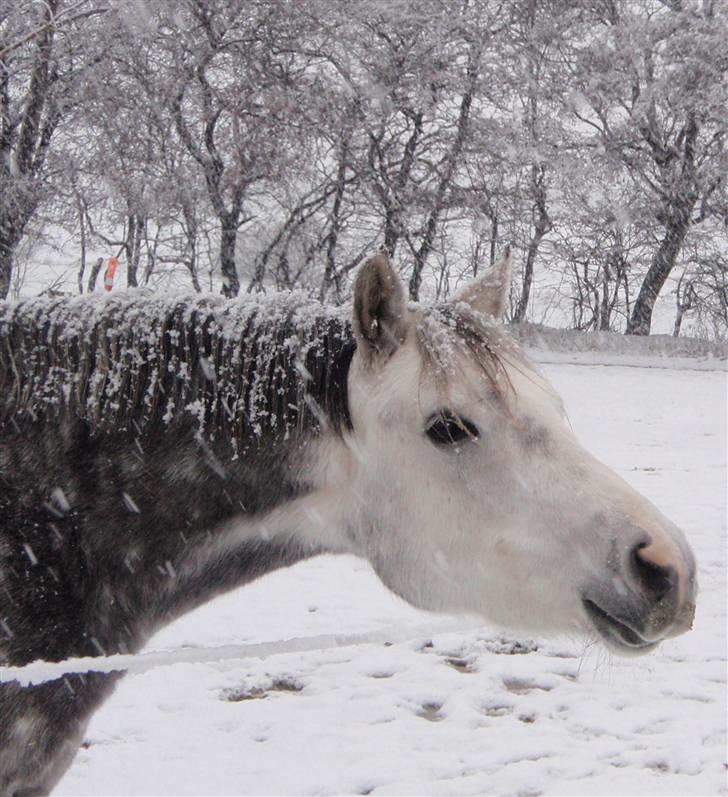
xmin=559 ymin=0 xmax=728 ymax=334
xmin=0 ymin=0 xmax=108 ymax=297
xmin=158 ymin=0 xmax=305 ymax=296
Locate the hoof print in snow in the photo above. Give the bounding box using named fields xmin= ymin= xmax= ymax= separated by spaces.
xmin=416 ymin=702 xmax=444 ymax=722
xmin=446 ymin=656 xmax=476 ymax=673
xmin=544 ymin=649 xmax=579 ymax=659
xmin=481 ymin=703 xmax=513 ymax=717
xmin=502 ymin=677 xmax=554 ymax=694
xmin=267 ymin=676 xmax=304 ymax=693
xmin=367 ymin=670 xmax=395 ymax=679
xmin=221 ymin=676 xmax=303 ymax=702
xmin=481 ymin=637 xmax=538 ymax=655
xmin=221 ymin=686 xmax=268 ymax=702
xmin=518 ymin=712 xmax=537 ymax=723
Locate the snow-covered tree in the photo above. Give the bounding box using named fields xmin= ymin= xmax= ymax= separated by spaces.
xmin=558 ymin=0 xmax=728 ymax=334
xmin=0 ymin=0 xmax=110 ymax=298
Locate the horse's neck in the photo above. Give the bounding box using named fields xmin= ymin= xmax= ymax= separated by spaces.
xmin=103 ymin=427 xmax=334 ymax=649
xmin=3 ymin=421 xmax=332 ymax=663
xmin=151 ymin=529 xmax=319 ymax=637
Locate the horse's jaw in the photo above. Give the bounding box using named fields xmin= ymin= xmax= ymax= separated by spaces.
xmin=580 ymin=591 xmax=697 ymax=656
xmin=581 ymin=598 xmax=662 ymax=655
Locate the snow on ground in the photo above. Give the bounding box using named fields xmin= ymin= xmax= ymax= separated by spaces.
xmin=55 ymin=358 xmax=726 ymax=797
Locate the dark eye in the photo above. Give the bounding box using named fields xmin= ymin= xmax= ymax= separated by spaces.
xmin=425 ymin=411 xmax=480 ymax=446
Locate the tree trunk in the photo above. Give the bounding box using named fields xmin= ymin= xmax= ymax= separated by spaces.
xmin=513 ymin=165 xmax=551 ymax=323
xmin=512 ymin=230 xmax=541 ymax=322
xmin=87 ymin=257 xmax=104 ymax=292
xmin=627 ymin=108 xmax=699 ymax=336
xmin=125 ymin=215 xmax=144 ymax=289
xmin=672 ymin=305 xmax=686 ymax=337
xmin=599 ymin=275 xmax=611 ymax=330
xmin=0 ymin=0 xmax=61 ymax=297
xmin=0 ymin=214 xmax=25 ymax=299
xmin=0 ymin=240 xmax=13 ymax=299
xmin=186 ymin=259 xmax=202 ymax=293
xmin=488 ymin=216 xmax=499 ymax=274
xmin=381 ymin=112 xmax=423 ymax=258
xmin=320 ymin=140 xmax=349 ymax=302
xmin=626 ymin=206 xmax=693 ymax=335
xmin=408 ymin=51 xmax=479 ymax=301
xmin=180 ymin=201 xmax=202 ymax=292
xmin=77 ymin=205 xmax=87 ymax=294
xmin=219 ymin=220 xmax=240 ymax=297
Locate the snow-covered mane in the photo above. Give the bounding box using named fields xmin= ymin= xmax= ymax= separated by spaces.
xmin=0 ymin=292 xmax=355 ymax=445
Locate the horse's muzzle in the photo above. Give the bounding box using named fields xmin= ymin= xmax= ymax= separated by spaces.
xmin=582 ymin=530 xmax=697 ymax=655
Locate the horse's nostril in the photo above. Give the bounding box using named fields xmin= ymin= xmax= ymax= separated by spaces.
xmin=632 ymin=542 xmax=677 ymax=602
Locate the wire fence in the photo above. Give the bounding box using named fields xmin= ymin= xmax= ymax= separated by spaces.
xmin=0 ymin=617 xmax=480 ymax=687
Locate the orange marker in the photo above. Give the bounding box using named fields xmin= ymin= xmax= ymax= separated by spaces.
xmin=104 ymin=257 xmax=119 ymax=292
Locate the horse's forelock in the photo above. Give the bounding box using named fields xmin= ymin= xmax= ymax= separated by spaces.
xmin=415 ymin=304 xmax=515 ymax=403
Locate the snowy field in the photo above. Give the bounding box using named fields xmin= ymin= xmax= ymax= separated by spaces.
xmin=55 ymin=358 xmax=726 ymax=797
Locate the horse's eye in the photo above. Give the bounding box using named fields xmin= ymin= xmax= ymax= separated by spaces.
xmin=425 ymin=412 xmax=479 ymax=446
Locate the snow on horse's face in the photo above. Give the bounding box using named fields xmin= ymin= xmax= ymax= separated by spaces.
xmin=345 ymin=251 xmax=697 ymax=654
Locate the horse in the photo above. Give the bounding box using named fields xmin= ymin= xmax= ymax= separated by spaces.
xmin=0 ymin=250 xmax=696 ymax=796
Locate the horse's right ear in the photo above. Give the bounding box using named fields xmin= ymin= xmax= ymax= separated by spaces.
xmin=453 ymin=246 xmax=512 ymax=321
xmin=353 ymin=252 xmax=407 ymax=362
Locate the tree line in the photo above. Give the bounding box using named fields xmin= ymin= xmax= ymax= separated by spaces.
xmin=1 ymin=0 xmax=726 ymax=337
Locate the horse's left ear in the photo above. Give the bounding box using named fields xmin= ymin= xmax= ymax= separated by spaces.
xmin=453 ymin=246 xmax=512 ymax=320
xmin=353 ymin=252 xmax=408 ymax=362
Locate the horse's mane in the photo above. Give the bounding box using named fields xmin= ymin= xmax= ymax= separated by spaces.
xmin=0 ymin=291 xmax=355 ymax=445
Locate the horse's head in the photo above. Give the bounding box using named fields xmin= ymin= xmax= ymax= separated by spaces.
xmin=345 ymin=251 xmax=697 ymax=655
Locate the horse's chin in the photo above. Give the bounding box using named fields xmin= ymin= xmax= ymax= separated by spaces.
xmin=582 ymin=598 xmax=661 ymax=656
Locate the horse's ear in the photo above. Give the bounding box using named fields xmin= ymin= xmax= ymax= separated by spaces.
xmin=454 ymin=246 xmax=512 ymax=320
xmin=353 ymin=252 xmax=408 ymax=362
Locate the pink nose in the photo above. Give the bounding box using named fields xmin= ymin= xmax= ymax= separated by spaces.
xmin=632 ymin=542 xmax=677 ymax=602
xmin=630 ymin=535 xmax=696 ymax=635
